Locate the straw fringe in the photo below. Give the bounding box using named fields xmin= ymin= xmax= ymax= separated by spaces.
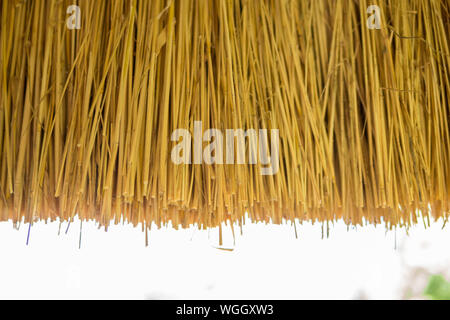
xmin=0 ymin=0 xmax=449 ymax=231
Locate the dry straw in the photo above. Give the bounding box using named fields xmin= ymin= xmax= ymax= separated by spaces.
xmin=0 ymin=0 xmax=449 ymax=239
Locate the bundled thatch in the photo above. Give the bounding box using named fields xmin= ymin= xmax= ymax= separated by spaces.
xmin=0 ymin=0 xmax=449 ymax=236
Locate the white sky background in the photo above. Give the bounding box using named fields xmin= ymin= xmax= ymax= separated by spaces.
xmin=0 ymin=216 xmax=449 ymax=299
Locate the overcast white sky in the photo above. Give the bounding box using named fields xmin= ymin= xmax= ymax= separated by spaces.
xmin=0 ymin=216 xmax=449 ymax=299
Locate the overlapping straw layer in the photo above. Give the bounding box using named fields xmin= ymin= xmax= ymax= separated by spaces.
xmin=0 ymin=0 xmax=449 ymax=233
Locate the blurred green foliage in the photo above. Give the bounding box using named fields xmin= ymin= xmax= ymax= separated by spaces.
xmin=424 ymin=274 xmax=450 ymax=300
